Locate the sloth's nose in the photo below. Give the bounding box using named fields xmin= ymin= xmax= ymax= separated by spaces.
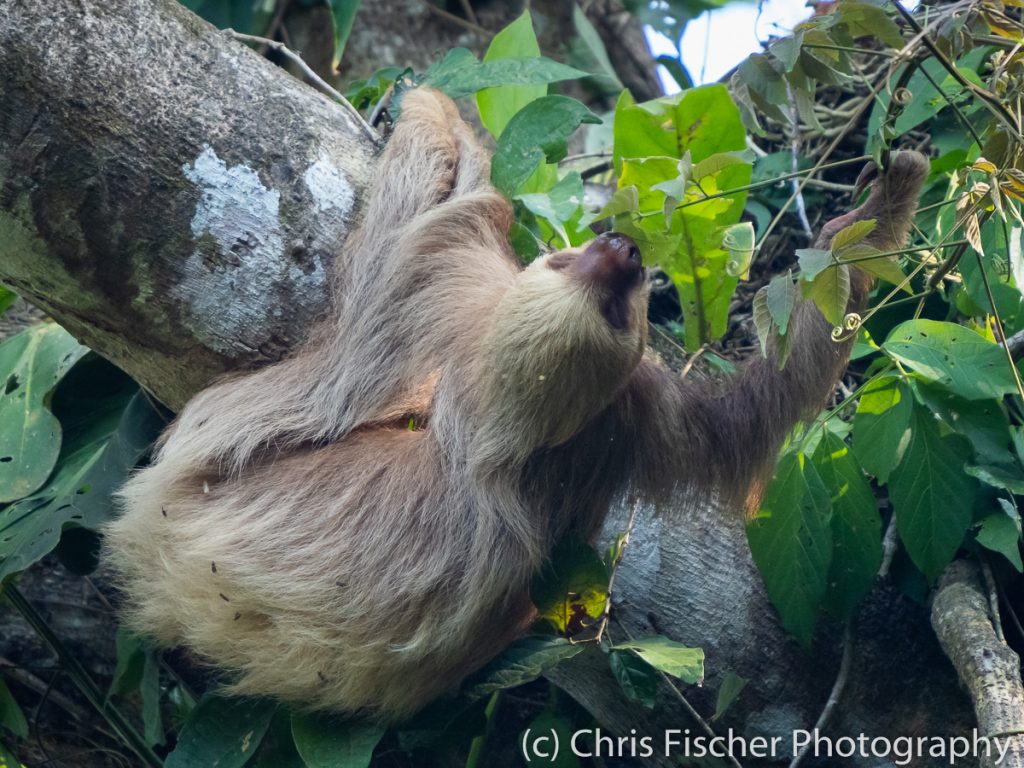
xmin=581 ymin=232 xmax=643 ymax=293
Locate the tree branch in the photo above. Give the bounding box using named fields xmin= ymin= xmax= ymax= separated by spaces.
xmin=0 ymin=0 xmax=377 ymax=409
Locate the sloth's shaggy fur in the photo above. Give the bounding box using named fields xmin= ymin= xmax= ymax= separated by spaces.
xmin=104 ymin=88 xmax=929 ymax=720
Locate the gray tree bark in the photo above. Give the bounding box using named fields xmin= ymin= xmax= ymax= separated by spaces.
xmin=0 ymin=0 xmax=978 ymax=764
xmin=1 ymin=0 xmax=377 ymax=409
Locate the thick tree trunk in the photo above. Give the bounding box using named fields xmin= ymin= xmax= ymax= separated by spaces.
xmin=0 ymin=0 xmax=977 ymax=764
xmin=0 ymin=0 xmax=377 ymax=409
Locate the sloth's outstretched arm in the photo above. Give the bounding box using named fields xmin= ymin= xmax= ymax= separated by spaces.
xmin=625 ymin=152 xmax=930 ymax=509
xmin=163 ymin=89 xmax=517 ymax=473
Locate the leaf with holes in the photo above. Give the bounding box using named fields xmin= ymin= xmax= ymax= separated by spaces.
xmin=883 ymin=320 xmax=1019 ymax=400
xmin=0 ymin=359 xmax=164 ymax=581
xmin=0 ymin=324 xmax=88 ymax=503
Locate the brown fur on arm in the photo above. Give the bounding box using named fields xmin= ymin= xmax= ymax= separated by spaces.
xmin=627 ymin=152 xmax=930 ymax=510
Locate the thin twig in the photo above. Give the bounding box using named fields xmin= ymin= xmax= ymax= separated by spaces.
xmin=788 ymin=622 xmax=854 ymax=768
xmin=979 ymin=556 xmax=1006 ymax=644
xmin=0 ymin=658 xmax=91 ymax=722
xmin=594 ymin=498 xmax=641 ymax=645
xmin=224 ymin=29 xmax=377 ymax=145
xmin=878 ymin=514 xmax=900 ymax=580
xmin=2 ymin=586 xmax=163 ymax=768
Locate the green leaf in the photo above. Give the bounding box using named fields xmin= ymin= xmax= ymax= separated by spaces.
xmin=463 ymin=636 xmax=585 ymax=699
xmin=608 ymin=649 xmax=659 ymax=708
xmin=572 ymin=5 xmax=622 ymax=89
xmin=0 ymin=679 xmax=27 ymax=739
xmin=0 ymin=739 xmax=21 ymax=768
xmin=852 ymin=375 xmax=912 ymax=484
xmin=0 ymin=364 xmax=165 ymax=581
xmin=829 ymin=219 xmax=877 ymax=251
xmin=836 ymin=2 xmax=905 ymax=48
xmin=883 ymin=320 xmax=1019 ymax=401
xmin=766 ymin=272 xmax=796 ymax=336
xmin=141 ymin=650 xmax=164 ymax=746
xmin=491 ymin=96 xmax=600 ymax=196
xmin=917 ymin=382 xmax=1013 ymax=465
xmin=423 ymin=48 xmax=587 ymax=100
xmin=889 ymin=403 xmax=977 ymax=582
xmin=711 ymin=671 xmax=747 ymax=722
xmin=516 ymin=172 xmax=586 ymax=248
xmin=964 ymin=464 xmax=1024 ymax=495
xmin=612 ymin=636 xmax=704 ymax=683
xmin=976 ymin=504 xmax=1023 ymax=572
xmin=748 ymin=453 xmax=833 ymax=646
xmin=109 ymin=628 xmax=145 ymax=697
xmin=813 ymin=433 xmax=881 ymax=617
xmin=803 ymin=263 xmax=851 ymax=327
xmin=164 ymin=695 xmax=276 ymax=768
xmin=838 ymin=244 xmax=909 ymax=291
xmin=0 ymin=287 xmax=15 ymax=318
xmin=597 ymin=186 xmax=639 ymax=219
xmin=0 ymin=324 xmax=88 ymax=503
xmin=476 ymin=11 xmax=545 ymax=138
xmin=796 ymin=248 xmax=834 ymax=281
xmin=531 ymin=535 xmax=608 ymax=634
xmin=291 ymin=713 xmax=385 ymax=768
xmin=326 ymin=0 xmax=361 ymax=70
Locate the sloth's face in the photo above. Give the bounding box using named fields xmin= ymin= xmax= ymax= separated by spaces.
xmin=476 ymin=233 xmax=650 ymax=454
xmin=545 ymin=232 xmax=648 ymax=331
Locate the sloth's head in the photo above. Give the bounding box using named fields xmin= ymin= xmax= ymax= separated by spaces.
xmin=475 ymin=233 xmax=650 ymax=465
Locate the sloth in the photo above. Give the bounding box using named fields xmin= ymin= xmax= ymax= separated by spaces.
xmin=104 ymin=88 xmax=930 ymax=720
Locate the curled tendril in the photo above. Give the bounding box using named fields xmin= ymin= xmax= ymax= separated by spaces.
xmin=893 ymin=87 xmax=912 ymax=106
xmin=831 ymin=312 xmax=863 ymax=343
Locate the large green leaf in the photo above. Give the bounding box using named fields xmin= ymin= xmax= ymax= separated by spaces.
xmin=291 ymin=713 xmax=385 ymax=768
xmin=889 ymin=402 xmax=977 ymax=582
xmin=0 ymin=324 xmax=87 ymax=503
xmin=813 ymin=434 xmax=881 ymax=617
xmin=326 ymin=1 xmax=362 ymax=70
xmin=748 ymin=452 xmax=833 ymax=646
xmin=423 ymin=48 xmax=587 ymax=100
xmin=491 ymin=97 xmax=600 ymax=196
xmin=612 ymin=636 xmax=704 ymax=683
xmin=0 ymin=678 xmax=27 ymax=739
xmin=976 ymin=502 xmax=1023 ymax=572
xmin=462 ymin=636 xmax=585 ymax=699
xmin=612 ymin=85 xmax=750 ymax=348
xmin=0 ymin=359 xmax=164 ymax=581
xmin=476 ymin=11 xmax=545 ymax=138
xmin=164 ymin=695 xmax=276 ymax=768
xmin=883 ymin=320 xmax=1019 ymax=400
xmin=852 ymin=374 xmax=913 ymax=484
xmin=608 ymin=649 xmax=659 ymax=708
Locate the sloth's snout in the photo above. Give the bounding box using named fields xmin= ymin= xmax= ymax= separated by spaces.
xmin=580 ymin=232 xmax=644 ymax=294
